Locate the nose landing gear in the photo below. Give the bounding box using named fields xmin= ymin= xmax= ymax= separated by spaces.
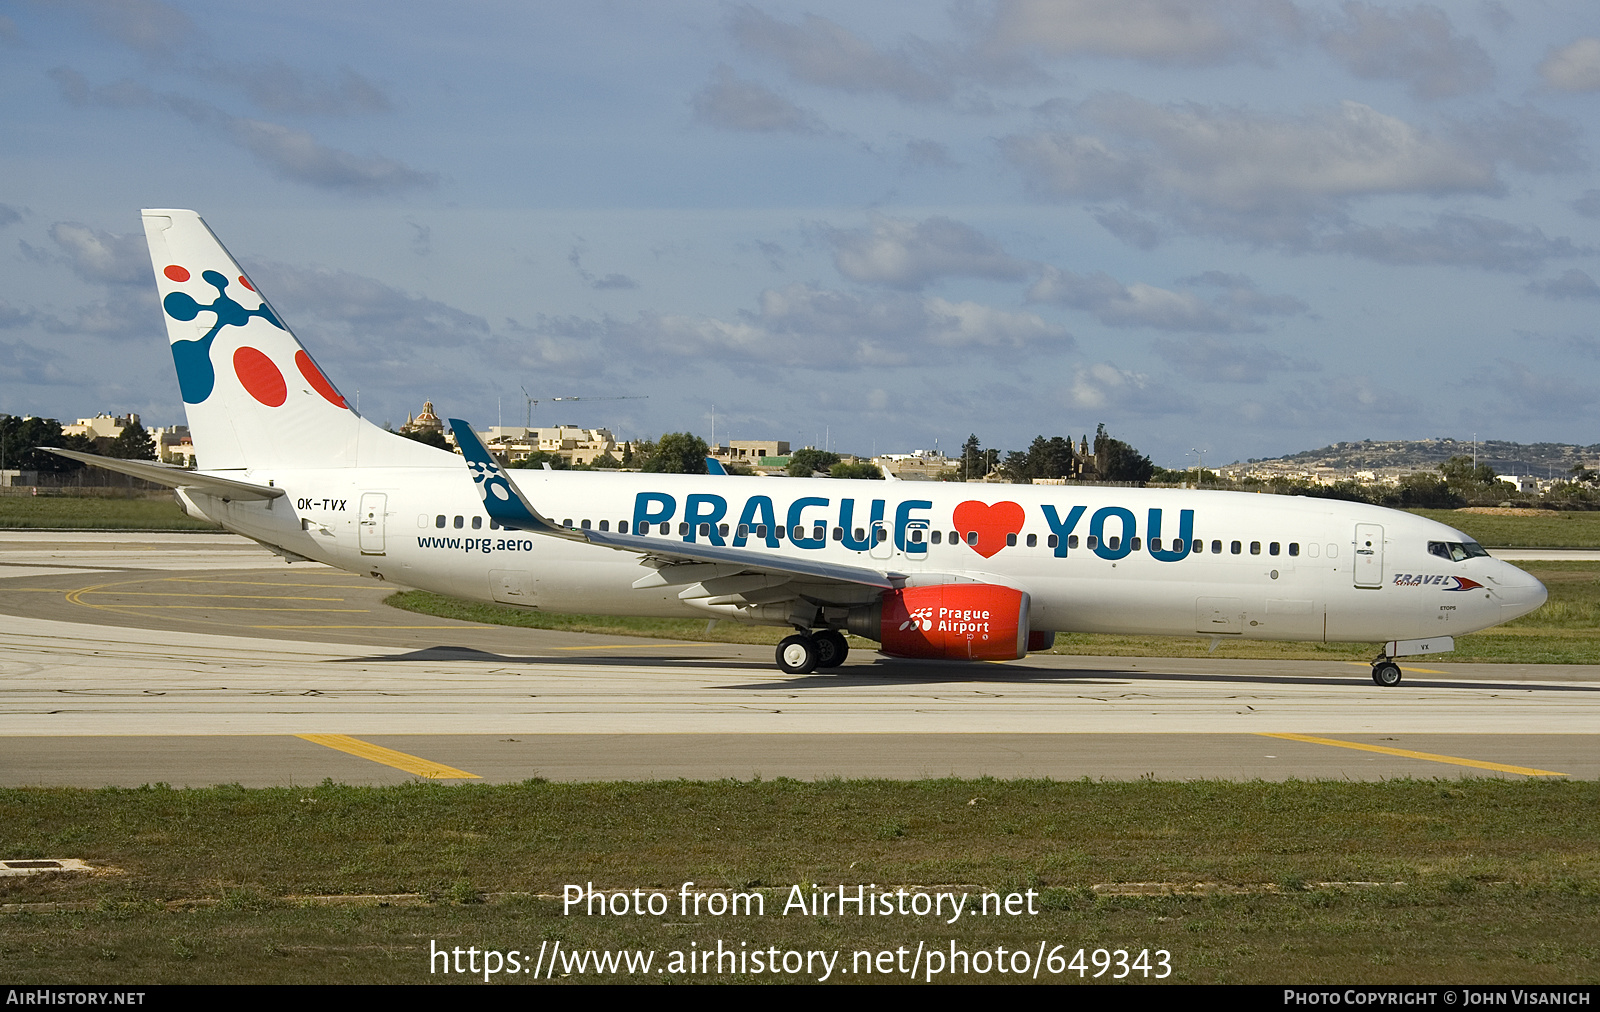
xmin=1371 ymin=660 xmax=1402 ymax=687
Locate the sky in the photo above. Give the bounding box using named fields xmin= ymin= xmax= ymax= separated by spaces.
xmin=2 ymin=1 xmax=1599 ymax=469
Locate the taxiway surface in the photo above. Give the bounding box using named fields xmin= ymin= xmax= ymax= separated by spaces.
xmin=1 ymin=532 xmax=1595 ymax=785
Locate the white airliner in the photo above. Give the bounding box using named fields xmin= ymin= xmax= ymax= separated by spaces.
xmin=56 ymin=210 xmax=1548 ymax=684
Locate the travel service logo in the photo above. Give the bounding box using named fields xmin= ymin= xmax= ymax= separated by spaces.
xmin=1392 ymin=574 xmax=1485 ymax=591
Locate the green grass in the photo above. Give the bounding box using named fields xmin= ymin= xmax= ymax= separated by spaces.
xmin=1 ymin=779 xmax=1596 ymax=983
xmin=385 ymin=589 xmax=796 ymax=646
xmin=1410 ymin=508 xmax=1600 ymax=548
xmin=0 ymin=496 xmax=219 ymax=530
xmin=387 ymin=561 xmax=1600 ymax=664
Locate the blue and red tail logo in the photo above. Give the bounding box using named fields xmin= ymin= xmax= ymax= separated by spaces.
xmin=162 ymin=265 xmax=345 ymax=409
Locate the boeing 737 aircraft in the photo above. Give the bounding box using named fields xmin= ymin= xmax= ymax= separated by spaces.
xmin=54 ymin=210 xmax=1549 ymax=683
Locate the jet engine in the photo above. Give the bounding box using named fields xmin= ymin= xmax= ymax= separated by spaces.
xmin=847 ymin=583 xmax=1032 ymax=661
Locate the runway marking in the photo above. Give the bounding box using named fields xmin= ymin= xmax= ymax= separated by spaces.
xmin=1344 ymin=662 xmax=1447 ymax=674
xmin=552 ymin=642 xmax=703 ymax=651
xmin=1257 ymin=733 xmax=1567 ymax=777
xmin=250 ymin=624 xmax=495 ymax=630
xmin=62 ymin=604 xmax=370 ymax=612
xmin=166 ymin=578 xmax=376 ymax=588
xmin=72 ymin=591 xmax=351 ymax=601
xmin=294 ymin=734 xmax=479 ymax=779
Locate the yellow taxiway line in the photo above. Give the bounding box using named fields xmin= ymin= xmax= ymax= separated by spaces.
xmin=552 ymin=642 xmax=703 ymax=651
xmin=295 ymin=734 xmax=479 ymax=779
xmin=1257 ymin=732 xmax=1567 ymax=777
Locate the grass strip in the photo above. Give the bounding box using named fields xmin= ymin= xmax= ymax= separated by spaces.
xmin=1408 ymin=508 xmax=1600 ymax=548
xmin=0 ymin=496 xmax=219 ymax=530
xmin=1 ymin=779 xmax=1596 ymax=983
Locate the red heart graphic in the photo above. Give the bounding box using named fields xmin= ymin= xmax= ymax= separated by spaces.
xmin=952 ymin=500 xmax=1025 ymax=558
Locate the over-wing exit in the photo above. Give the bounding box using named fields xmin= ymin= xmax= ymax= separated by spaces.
xmin=55 ymin=210 xmax=1548 ymax=683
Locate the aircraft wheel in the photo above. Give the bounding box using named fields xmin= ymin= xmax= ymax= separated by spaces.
xmin=1371 ymin=661 xmax=1402 ymax=687
xmin=777 ymin=635 xmax=819 ymax=675
xmin=814 ymin=629 xmax=849 ymax=668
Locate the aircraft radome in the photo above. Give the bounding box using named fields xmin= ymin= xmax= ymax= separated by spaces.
xmin=53 ymin=210 xmax=1549 ymax=684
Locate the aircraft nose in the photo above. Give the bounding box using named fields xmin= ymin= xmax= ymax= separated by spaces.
xmin=1494 ymin=565 xmax=1547 ymax=623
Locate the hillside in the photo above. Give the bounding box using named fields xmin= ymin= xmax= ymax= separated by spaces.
xmin=1238 ymin=438 xmax=1600 ymax=477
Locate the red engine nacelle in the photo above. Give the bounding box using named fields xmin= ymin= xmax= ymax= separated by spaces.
xmin=871 ymin=583 xmax=1032 ymax=661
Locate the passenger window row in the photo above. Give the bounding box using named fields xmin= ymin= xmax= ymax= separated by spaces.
xmin=421 ymin=512 xmax=1336 ymax=561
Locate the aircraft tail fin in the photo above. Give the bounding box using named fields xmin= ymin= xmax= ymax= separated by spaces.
xmin=141 ymin=209 xmax=447 ymax=471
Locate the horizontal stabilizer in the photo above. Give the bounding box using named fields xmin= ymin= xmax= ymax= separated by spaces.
xmin=41 ymin=448 xmax=284 ymax=501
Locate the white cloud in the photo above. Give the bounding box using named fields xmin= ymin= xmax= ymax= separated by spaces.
xmin=691 ymin=66 xmax=823 ymax=133
xmin=979 ymin=0 xmax=1302 ymax=67
xmin=902 ymin=139 xmax=955 ymax=171
xmin=0 ymin=299 xmax=33 ymax=328
xmin=1029 ymin=266 xmax=1305 ymax=332
xmin=1320 ymin=2 xmax=1494 ymax=100
xmin=1450 ymin=103 xmax=1584 ymax=175
xmin=1151 ymin=335 xmax=1320 ymax=383
xmin=1320 ymin=213 xmax=1588 ymax=272
xmin=49 ymin=223 xmax=149 ymax=285
xmin=1479 ymin=361 xmax=1598 ymax=420
xmin=518 ymin=285 xmax=1072 ymax=373
xmin=1003 ymin=96 xmax=1494 ymax=244
xmin=41 ymin=288 xmax=161 ymax=343
xmin=61 ymin=0 xmax=198 ymax=61
xmin=165 ymin=97 xmax=437 ymax=194
xmin=1540 ymin=37 xmax=1600 ymax=92
xmin=248 ymin=263 xmax=489 ymax=351
xmin=0 ymin=338 xmax=70 ymax=386
xmin=568 ymin=246 xmax=639 ymax=291
xmin=198 ymin=62 xmax=391 ymax=117
xmin=1065 ymin=361 xmax=1190 ymax=414
xmin=48 ymin=67 xmax=155 ymax=108
xmin=728 ymin=6 xmax=953 ymax=103
xmin=1527 ymin=269 xmax=1600 ymax=300
xmin=827 ymin=216 xmax=1029 ymax=289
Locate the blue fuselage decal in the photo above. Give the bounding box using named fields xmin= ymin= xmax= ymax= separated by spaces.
xmin=628 ymin=492 xmax=1207 ymax=563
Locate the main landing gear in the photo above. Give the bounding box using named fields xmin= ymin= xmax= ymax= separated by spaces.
xmin=776 ymin=629 xmax=850 ymax=674
xmin=1371 ymin=659 xmax=1403 ymax=687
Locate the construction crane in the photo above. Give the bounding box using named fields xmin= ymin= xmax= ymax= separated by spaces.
xmin=518 ymin=388 xmax=646 ymax=431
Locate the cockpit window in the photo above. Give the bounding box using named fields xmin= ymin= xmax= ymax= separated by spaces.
xmin=1429 ymin=540 xmax=1491 ymax=562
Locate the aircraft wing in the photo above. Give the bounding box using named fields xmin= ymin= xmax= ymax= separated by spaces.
xmin=41 ymin=447 xmax=284 ymax=501
xmin=449 ymin=419 xmax=896 ymax=591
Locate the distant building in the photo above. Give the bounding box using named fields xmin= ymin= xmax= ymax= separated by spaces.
xmin=486 ymin=425 xmax=619 ymax=466
xmin=400 ymin=401 xmax=446 ymax=438
xmin=149 ymin=425 xmax=195 ymax=467
xmin=709 ymin=439 xmax=790 ymax=470
xmin=873 ymin=450 xmax=957 ymax=481
xmin=63 ymin=413 xmax=139 ymax=440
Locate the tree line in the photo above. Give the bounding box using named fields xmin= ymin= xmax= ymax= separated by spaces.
xmin=1170 ymin=455 xmax=1600 ymax=510
xmin=956 ymin=424 xmax=1155 ymax=484
xmin=0 ymin=414 xmax=154 ymax=475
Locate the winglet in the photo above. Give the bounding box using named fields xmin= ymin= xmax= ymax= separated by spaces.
xmin=704 ymin=456 xmax=727 ymax=475
xmin=448 ymin=419 xmax=583 ymax=541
